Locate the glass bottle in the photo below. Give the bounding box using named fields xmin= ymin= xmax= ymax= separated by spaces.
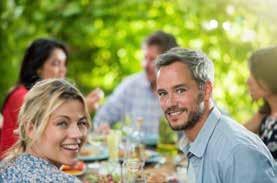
xmin=125 ymin=117 xmax=145 ymax=161
xmin=122 ymin=118 xmax=146 ymax=182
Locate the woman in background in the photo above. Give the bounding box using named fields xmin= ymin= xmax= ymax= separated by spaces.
xmin=245 ymin=46 xmax=277 ymax=160
xmin=0 ymin=39 xmax=100 ymax=158
xmin=0 ymin=79 xmax=90 ymax=182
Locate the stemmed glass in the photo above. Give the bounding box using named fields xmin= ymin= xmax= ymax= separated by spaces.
xmin=122 ymin=158 xmax=146 ymax=183
xmin=121 ymin=117 xmax=146 ymax=183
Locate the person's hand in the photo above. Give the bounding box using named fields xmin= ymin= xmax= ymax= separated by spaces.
xmin=13 ymin=128 xmax=19 ymax=136
xmin=85 ymin=88 xmax=104 ymax=113
xmin=0 ymin=114 xmax=3 ymax=129
xmin=95 ymin=123 xmax=110 ymax=135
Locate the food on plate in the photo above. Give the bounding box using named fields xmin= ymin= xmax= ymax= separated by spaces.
xmin=86 ymin=173 xmax=120 ymax=183
xmin=80 ymin=147 xmax=93 ymax=156
xmin=118 ymin=149 xmax=125 ymax=158
xmin=61 ymin=161 xmax=86 ymax=176
xmin=118 ymin=149 xmax=159 ymax=162
xmin=79 ymin=145 xmax=99 ymax=156
xmin=144 ymin=150 xmax=156 ymax=158
xmin=147 ymin=172 xmax=167 ymax=183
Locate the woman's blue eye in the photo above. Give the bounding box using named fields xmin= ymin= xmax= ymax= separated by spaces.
xmin=57 ymin=121 xmax=68 ymax=128
xmin=78 ymin=120 xmax=89 ymax=128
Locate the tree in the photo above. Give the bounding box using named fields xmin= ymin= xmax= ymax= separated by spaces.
xmin=0 ymin=0 xmax=276 ymax=122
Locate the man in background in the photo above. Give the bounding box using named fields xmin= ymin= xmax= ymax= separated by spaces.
xmin=94 ymin=31 xmax=178 ymax=144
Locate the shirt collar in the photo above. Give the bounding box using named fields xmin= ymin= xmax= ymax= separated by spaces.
xmin=179 ymin=107 xmax=221 ymax=158
xmin=178 ymin=134 xmax=190 ymax=155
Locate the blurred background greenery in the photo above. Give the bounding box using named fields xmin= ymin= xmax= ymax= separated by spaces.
xmin=1 ymin=0 xmax=276 ymax=122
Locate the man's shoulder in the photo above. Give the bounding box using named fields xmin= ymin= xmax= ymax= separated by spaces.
xmin=209 ymin=115 xmax=269 ymax=158
xmin=115 ymin=72 xmax=148 ymax=92
xmin=203 ymin=111 xmax=276 ymax=183
xmin=216 ymin=114 xmax=256 ymax=143
xmin=207 ymin=115 xmax=252 ymax=150
xmin=121 ymin=72 xmax=146 ymax=84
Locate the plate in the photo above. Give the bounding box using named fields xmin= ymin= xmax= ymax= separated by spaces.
xmin=61 ymin=161 xmax=86 ymax=176
xmin=145 ymin=149 xmax=163 ymax=164
xmin=118 ymin=149 xmax=162 ymax=164
xmin=78 ymin=144 xmax=109 ymax=161
xmin=146 ymin=155 xmax=164 ymax=164
xmin=141 ymin=135 xmax=158 ymax=146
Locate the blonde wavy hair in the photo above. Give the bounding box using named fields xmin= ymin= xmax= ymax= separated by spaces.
xmin=3 ymin=79 xmax=91 ymax=161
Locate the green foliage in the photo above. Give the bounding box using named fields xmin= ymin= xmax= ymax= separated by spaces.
xmin=159 ymin=116 xmax=177 ymax=144
xmin=0 ymin=0 xmax=276 ymax=122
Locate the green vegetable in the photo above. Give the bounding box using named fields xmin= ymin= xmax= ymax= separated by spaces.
xmin=86 ymin=174 xmax=99 ymax=183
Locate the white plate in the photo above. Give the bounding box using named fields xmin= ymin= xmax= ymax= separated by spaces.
xmin=78 ymin=144 xmax=109 ymax=161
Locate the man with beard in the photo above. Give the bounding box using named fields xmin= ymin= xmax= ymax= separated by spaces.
xmin=155 ymin=48 xmax=276 ymax=183
xmin=94 ymin=31 xmax=178 ymax=145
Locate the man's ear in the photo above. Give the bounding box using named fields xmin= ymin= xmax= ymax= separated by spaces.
xmin=203 ymin=81 xmax=213 ymax=103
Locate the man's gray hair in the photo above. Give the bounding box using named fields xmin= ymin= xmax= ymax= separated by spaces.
xmin=155 ymin=47 xmax=214 ymax=85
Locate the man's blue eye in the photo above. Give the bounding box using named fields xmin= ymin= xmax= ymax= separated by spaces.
xmin=176 ymin=88 xmax=186 ymax=94
xmin=158 ymin=92 xmax=166 ymax=97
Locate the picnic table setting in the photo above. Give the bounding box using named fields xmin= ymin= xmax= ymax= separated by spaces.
xmin=61 ymin=118 xmax=189 ymax=183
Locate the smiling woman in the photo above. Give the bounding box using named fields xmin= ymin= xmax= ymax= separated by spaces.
xmin=0 ymin=79 xmax=91 ymax=183
xmin=0 ymin=38 xmax=69 ymax=157
xmin=0 ymin=38 xmax=102 ymax=158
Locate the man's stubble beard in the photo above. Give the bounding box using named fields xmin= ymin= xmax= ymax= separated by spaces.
xmin=167 ymin=92 xmax=205 ymax=131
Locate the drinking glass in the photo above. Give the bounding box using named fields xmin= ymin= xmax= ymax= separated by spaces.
xmin=122 ymin=159 xmax=146 ymax=183
xmin=87 ymin=131 xmax=106 ymax=146
xmin=107 ymin=130 xmax=121 ymax=162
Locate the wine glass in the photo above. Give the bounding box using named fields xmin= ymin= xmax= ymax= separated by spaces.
xmin=122 ymin=159 xmax=146 ymax=183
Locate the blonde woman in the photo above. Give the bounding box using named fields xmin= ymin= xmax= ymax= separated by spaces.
xmin=0 ymin=79 xmax=91 ymax=182
xmin=1 ymin=39 xmax=101 ymax=157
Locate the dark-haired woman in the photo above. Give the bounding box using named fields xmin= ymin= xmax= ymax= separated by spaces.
xmin=244 ymin=46 xmax=277 ymax=160
xmin=0 ymin=39 xmax=68 ymax=157
xmin=0 ymin=39 xmax=101 ymax=158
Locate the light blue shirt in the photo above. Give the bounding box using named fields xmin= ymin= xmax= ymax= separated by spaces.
xmin=94 ymin=72 xmax=162 ymax=144
xmin=179 ymin=107 xmax=276 ymax=183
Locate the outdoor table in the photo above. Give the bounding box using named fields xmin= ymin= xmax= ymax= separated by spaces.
xmin=80 ymin=149 xmax=188 ymax=183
